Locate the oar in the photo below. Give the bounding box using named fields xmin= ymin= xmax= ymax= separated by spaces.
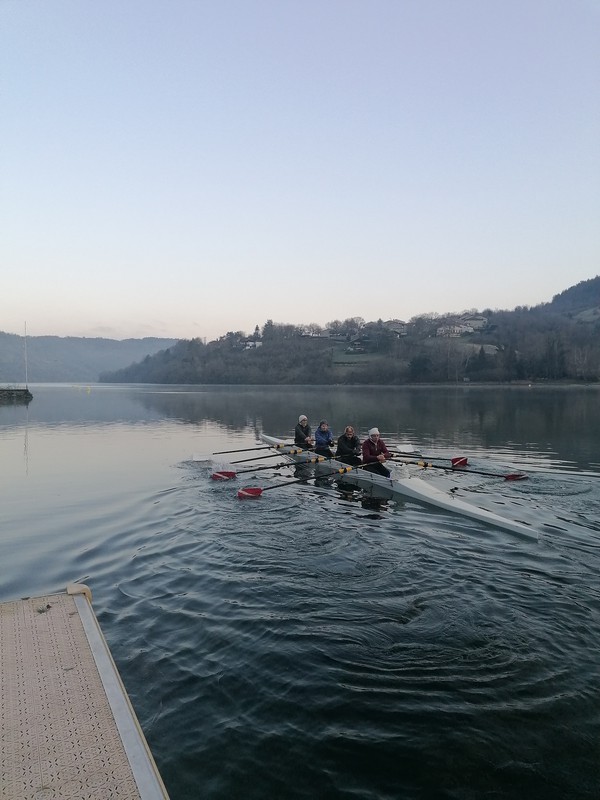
xmin=237 ymin=460 xmax=375 ymax=498
xmin=472 ymin=461 xmax=600 ymax=480
xmin=211 ymin=461 xmax=294 ymax=480
xmin=214 ymin=453 xmax=330 ymax=481
xmin=238 ymin=478 xmax=315 ymax=497
xmin=213 ymin=445 xmax=273 ymax=454
xmin=213 ymin=442 xmax=307 ymax=455
xmin=194 ymin=442 xmax=296 ymax=460
xmin=393 ymin=449 xmax=469 ymax=467
xmin=392 ymin=457 xmax=527 ymax=481
xmin=230 ymin=447 xmax=313 ymax=464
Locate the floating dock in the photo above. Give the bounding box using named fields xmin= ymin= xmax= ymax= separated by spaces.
xmin=0 ymin=584 xmax=169 ymax=799
xmin=0 ymin=387 xmax=33 ymax=404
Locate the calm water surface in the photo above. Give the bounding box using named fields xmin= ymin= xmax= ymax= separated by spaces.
xmin=1 ymin=384 xmax=599 ymax=799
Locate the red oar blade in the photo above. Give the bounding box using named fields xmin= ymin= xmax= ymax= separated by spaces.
xmin=237 ymin=487 xmax=263 ymax=498
xmin=451 ymin=457 xmax=469 ymax=467
xmin=504 ymin=473 xmax=528 ymax=481
xmin=211 ymin=470 xmax=237 ymax=481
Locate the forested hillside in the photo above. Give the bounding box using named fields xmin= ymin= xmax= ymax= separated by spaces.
xmin=100 ymin=277 xmax=600 ymax=385
xmin=545 ymin=276 xmax=600 ymax=313
xmin=0 ymin=333 xmax=178 ymax=382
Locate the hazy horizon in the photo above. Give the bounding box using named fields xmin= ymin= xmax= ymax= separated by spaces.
xmin=2 ymin=271 xmax=598 ymax=343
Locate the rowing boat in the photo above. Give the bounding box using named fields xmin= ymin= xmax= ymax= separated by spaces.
xmin=259 ymin=435 xmax=536 ymax=537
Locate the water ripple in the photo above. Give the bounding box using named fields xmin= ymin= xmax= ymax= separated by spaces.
xmin=4 ymin=434 xmax=600 ymax=799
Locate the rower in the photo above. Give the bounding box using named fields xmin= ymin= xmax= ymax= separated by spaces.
xmin=336 ymin=425 xmax=362 ymax=466
xmin=361 ymin=427 xmax=392 ymax=477
xmin=294 ymin=414 xmax=314 ymax=449
xmin=314 ymin=420 xmax=335 ymax=458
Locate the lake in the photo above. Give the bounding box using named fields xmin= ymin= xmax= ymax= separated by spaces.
xmin=1 ymin=383 xmax=599 ymax=799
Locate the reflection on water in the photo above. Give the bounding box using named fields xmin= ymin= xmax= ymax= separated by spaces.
xmin=1 ymin=384 xmax=600 ymax=800
xmin=19 ymin=383 xmax=598 ymax=469
xmin=134 ymin=384 xmax=600 ymax=469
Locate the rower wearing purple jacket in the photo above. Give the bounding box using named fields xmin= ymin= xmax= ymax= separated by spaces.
xmin=361 ymin=427 xmax=392 ymax=478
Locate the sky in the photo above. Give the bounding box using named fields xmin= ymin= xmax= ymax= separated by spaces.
xmin=1 ymin=0 xmax=599 ymax=341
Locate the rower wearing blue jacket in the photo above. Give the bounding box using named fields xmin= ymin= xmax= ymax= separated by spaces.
xmin=314 ymin=420 xmax=335 ymax=458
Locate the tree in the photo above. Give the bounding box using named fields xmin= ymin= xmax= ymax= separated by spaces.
xmin=262 ymin=320 xmax=275 ymax=340
xmin=305 ymin=322 xmax=324 ymax=337
xmin=408 ymin=355 xmax=432 ymax=381
xmin=541 ymin=334 xmax=567 ymax=380
xmin=339 ymin=317 xmax=365 ymax=337
xmin=409 ymin=313 xmax=440 ymax=338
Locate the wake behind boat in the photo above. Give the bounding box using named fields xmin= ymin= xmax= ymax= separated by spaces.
xmin=257 ymin=434 xmax=537 ymax=538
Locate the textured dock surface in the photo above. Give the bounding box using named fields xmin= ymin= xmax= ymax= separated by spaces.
xmin=0 ymin=586 xmax=169 ymax=799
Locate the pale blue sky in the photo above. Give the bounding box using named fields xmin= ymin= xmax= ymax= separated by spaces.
xmin=2 ymin=0 xmax=598 ymax=340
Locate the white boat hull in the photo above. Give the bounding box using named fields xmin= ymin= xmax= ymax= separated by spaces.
xmin=259 ymin=435 xmax=536 ymax=537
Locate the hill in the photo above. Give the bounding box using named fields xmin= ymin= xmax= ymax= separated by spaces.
xmin=0 ymin=333 xmax=178 ymax=383
xmin=99 ymin=276 xmax=600 ymax=385
xmin=547 ymin=276 xmax=600 ymax=314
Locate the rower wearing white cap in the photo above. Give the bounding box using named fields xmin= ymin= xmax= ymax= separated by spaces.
xmin=361 ymin=427 xmax=392 ymax=477
xmin=294 ymin=414 xmax=314 ymax=449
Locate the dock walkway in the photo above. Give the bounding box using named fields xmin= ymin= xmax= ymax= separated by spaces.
xmin=0 ymin=584 xmax=169 ymax=799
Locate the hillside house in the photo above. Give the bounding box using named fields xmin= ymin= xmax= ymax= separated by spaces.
xmin=460 ymin=314 xmax=488 ymax=330
xmin=383 ymin=319 xmax=408 ymax=336
xmin=436 ymin=324 xmax=475 ymax=337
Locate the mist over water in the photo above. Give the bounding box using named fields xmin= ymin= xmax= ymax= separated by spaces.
xmin=1 ymin=384 xmax=599 ymax=799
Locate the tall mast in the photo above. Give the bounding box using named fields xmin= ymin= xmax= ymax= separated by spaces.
xmin=24 ymin=322 xmax=28 ymax=388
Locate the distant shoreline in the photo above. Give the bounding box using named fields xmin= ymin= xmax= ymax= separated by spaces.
xmin=18 ymin=380 xmax=599 ymax=390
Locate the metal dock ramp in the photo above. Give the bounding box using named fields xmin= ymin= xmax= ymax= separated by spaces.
xmin=0 ymin=584 xmax=169 ymax=799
